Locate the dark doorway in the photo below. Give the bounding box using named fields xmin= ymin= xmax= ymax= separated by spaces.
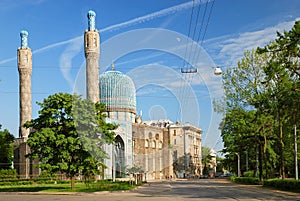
xmin=115 ymin=135 xmax=125 ymax=177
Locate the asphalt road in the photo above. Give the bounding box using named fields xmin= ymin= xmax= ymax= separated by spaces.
xmin=1 ymin=179 xmax=299 ymax=201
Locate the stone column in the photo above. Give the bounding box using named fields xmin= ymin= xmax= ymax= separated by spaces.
xmin=16 ymin=30 xmax=32 ymax=178
xmin=84 ymin=10 xmax=102 ymax=179
xmin=18 ymin=30 xmax=32 ymax=139
xmin=84 ymin=10 xmax=100 ymax=103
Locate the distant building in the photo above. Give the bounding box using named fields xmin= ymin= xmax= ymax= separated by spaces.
xmin=134 ymin=120 xmax=202 ymax=179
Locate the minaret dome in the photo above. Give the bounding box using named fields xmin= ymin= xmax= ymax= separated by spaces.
xmin=87 ymin=10 xmax=96 ymax=31
xmin=20 ymin=30 xmax=29 ymax=48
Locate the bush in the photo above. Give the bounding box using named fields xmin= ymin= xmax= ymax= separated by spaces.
xmin=243 ymin=170 xmax=254 ymax=177
xmin=0 ymin=169 xmax=17 ymax=181
xmin=263 ymin=179 xmax=300 ymax=191
xmin=38 ymin=171 xmax=57 ymax=180
xmin=36 ymin=171 xmax=58 ymax=184
xmin=230 ymin=176 xmax=261 ymax=185
xmin=0 ymin=181 xmax=33 ymax=186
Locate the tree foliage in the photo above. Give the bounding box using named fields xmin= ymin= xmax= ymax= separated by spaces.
xmin=258 ymin=20 xmax=300 ymax=179
xmin=25 ymin=93 xmax=117 ymax=189
xmin=220 ymin=20 xmax=300 ymax=180
xmin=0 ymin=125 xmax=14 ymax=169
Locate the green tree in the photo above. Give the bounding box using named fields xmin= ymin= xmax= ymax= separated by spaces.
xmin=201 ymin=146 xmax=213 ymax=175
xmin=258 ymin=20 xmax=300 ymax=179
xmin=25 ymin=93 xmax=117 ymax=189
xmin=219 ymin=20 xmax=300 ymax=180
xmin=0 ymin=125 xmax=14 ymax=169
xmin=220 ymin=49 xmax=278 ymax=180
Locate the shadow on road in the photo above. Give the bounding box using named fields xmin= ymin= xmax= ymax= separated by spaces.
xmin=131 ymin=179 xmax=300 ymax=200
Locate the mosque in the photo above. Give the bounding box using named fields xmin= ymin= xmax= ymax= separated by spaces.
xmin=14 ymin=10 xmax=203 ymax=180
xmin=100 ymin=68 xmax=203 ymax=180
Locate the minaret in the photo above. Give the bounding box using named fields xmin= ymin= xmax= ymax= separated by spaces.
xmin=84 ymin=10 xmax=100 ymax=102
xmin=18 ymin=30 xmax=32 ymax=138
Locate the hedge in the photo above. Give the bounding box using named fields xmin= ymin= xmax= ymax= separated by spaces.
xmin=230 ymin=176 xmax=261 ymax=185
xmin=0 ymin=181 xmax=33 ymax=186
xmin=0 ymin=169 xmax=17 ymax=180
xmin=263 ymin=179 xmax=300 ymax=191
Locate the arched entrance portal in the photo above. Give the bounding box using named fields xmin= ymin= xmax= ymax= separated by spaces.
xmin=115 ymin=135 xmax=125 ymax=178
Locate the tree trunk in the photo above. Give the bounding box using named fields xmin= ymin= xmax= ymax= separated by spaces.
xmin=263 ymin=135 xmax=268 ymax=179
xmin=71 ymin=176 xmax=75 ymax=190
xmin=294 ymin=113 xmax=298 ymax=180
xmin=259 ymin=142 xmax=263 ymax=181
xmin=255 ymin=146 xmax=259 ymax=178
xmin=279 ymin=117 xmax=285 ymax=179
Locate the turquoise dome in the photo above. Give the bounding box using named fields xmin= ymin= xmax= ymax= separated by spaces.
xmin=99 ymin=71 xmax=136 ymax=114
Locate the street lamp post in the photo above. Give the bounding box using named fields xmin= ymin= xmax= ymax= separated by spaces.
xmin=112 ymin=144 xmax=116 ymax=182
xmin=294 ymin=122 xmax=298 ymax=180
xmin=183 ymin=129 xmax=186 ymax=178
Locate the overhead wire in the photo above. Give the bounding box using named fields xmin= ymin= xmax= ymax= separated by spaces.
xmin=179 ymin=0 xmax=203 ymax=123
xmin=181 ymin=0 xmax=196 ymax=70
xmin=176 ymin=0 xmax=196 ymax=122
xmin=190 ymin=0 xmax=210 ymax=69
xmin=194 ymin=0 xmax=217 ymax=148
xmin=176 ymin=0 xmax=216 ymax=127
xmin=186 ymin=1 xmax=203 ymax=69
xmin=200 ymin=0 xmax=215 ymax=46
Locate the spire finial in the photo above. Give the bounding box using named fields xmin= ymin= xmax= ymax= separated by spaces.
xmin=87 ymin=10 xmax=96 ymax=31
xmin=20 ymin=30 xmax=29 ymax=48
xmin=112 ymin=61 xmax=115 ymax=71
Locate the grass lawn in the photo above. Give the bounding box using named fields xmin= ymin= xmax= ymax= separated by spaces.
xmin=0 ymin=180 xmax=140 ymax=192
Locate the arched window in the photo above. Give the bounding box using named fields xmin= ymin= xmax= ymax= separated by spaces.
xmin=159 ymin=141 xmax=163 ymax=149
xmin=93 ymin=37 xmax=97 ymax=46
xmin=155 ymin=134 xmax=159 ymax=140
xmin=145 ymin=139 xmax=149 ymax=148
xmin=152 ymin=140 xmax=156 ymax=148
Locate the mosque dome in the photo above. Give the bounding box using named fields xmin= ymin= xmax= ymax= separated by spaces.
xmin=99 ymin=70 xmax=136 ymax=114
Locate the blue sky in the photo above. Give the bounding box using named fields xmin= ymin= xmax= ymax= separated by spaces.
xmin=0 ymin=0 xmax=299 ymax=152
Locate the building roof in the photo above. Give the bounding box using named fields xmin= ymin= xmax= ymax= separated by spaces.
xmin=142 ymin=119 xmax=174 ymax=127
xmin=99 ymin=70 xmax=136 ymax=114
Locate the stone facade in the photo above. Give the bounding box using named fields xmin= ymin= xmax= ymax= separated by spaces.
xmin=169 ymin=122 xmax=202 ymax=178
xmin=132 ymin=120 xmax=202 ymax=180
xmin=132 ymin=123 xmax=170 ymax=180
xmin=14 ymin=138 xmax=39 ymax=178
xmin=104 ymin=118 xmax=133 ymax=179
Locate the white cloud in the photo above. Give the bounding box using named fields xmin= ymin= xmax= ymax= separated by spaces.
xmin=101 ymin=0 xmax=205 ymax=33
xmin=0 ymin=0 xmax=47 ymax=11
xmin=206 ymin=19 xmax=299 ymax=68
xmin=116 ymin=52 xmax=165 ymax=67
xmin=0 ymin=0 xmax=205 ymax=86
xmin=59 ymin=37 xmax=83 ymax=88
